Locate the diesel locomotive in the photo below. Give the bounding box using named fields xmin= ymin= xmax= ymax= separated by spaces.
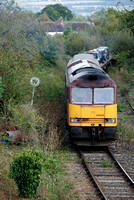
xmin=65 ymin=53 xmax=117 ymax=141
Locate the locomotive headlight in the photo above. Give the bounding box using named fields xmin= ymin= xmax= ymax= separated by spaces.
xmin=105 ymin=118 xmax=116 ymax=123
xmin=70 ymin=118 xmax=81 ymax=123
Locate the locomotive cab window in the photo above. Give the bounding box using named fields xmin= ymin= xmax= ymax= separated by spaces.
xmin=71 ymin=87 xmax=92 ymax=104
xmin=94 ymin=87 xmax=114 ymax=104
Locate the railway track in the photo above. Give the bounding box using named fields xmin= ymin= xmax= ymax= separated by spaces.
xmin=76 ymin=145 xmax=134 ymax=199
xmin=110 ymin=147 xmax=134 ymax=182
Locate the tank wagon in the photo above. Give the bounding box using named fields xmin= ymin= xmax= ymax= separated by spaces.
xmin=65 ymin=53 xmax=117 ymax=141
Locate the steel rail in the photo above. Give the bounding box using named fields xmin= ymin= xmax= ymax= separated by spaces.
xmin=108 ymin=146 xmax=134 ymax=187
xmin=79 ymin=150 xmax=108 ymax=200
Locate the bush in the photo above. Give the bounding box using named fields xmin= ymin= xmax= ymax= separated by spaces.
xmin=108 ymin=31 xmax=134 ymax=56
xmin=116 ymin=50 xmax=130 ymax=69
xmin=9 ymin=149 xmax=44 ymax=198
xmin=65 ymin=31 xmax=101 ymax=56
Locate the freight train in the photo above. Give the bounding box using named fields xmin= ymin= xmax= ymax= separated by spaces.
xmin=65 ymin=53 xmax=117 ymax=142
xmin=87 ymin=46 xmax=109 ymax=64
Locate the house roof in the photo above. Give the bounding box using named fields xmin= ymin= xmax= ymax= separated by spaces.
xmin=40 ymin=21 xmax=93 ymax=32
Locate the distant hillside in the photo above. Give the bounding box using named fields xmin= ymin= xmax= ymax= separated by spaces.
xmin=15 ymin=0 xmax=134 ymax=15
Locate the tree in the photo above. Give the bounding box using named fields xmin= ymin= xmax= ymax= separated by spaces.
xmin=117 ymin=1 xmax=134 ymax=34
xmin=0 ymin=1 xmax=47 ymax=103
xmin=0 ymin=0 xmax=20 ymax=11
xmin=120 ymin=9 xmax=134 ymax=34
xmin=63 ymin=23 xmax=73 ymax=37
xmin=37 ymin=13 xmax=51 ymax=22
xmin=42 ymin=6 xmax=60 ymax=21
xmin=91 ymin=8 xmax=121 ymax=33
xmin=39 ymin=4 xmax=73 ymax=21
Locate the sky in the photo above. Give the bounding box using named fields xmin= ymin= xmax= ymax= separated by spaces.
xmin=14 ymin=0 xmax=134 ymax=15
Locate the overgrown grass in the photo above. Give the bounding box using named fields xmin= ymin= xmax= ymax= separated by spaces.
xmin=117 ymin=116 xmax=134 ymax=146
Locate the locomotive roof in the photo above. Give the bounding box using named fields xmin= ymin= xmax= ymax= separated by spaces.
xmin=66 ymin=53 xmax=110 ymax=86
xmin=67 ymin=53 xmax=100 ymax=67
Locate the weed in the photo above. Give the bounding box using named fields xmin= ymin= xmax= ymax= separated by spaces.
xmin=74 ymin=174 xmax=78 ymax=178
xmin=101 ymin=159 xmax=114 ymax=167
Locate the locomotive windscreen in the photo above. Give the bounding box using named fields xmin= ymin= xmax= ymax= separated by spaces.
xmin=71 ymin=87 xmax=115 ymax=104
xmin=94 ymin=87 xmax=115 ymax=104
xmin=71 ymin=87 xmax=92 ymax=104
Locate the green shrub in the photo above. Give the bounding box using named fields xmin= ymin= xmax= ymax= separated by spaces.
xmin=116 ymin=50 xmax=130 ymax=69
xmin=9 ymin=149 xmax=44 ymax=198
xmin=108 ymin=31 xmax=134 ymax=56
xmin=65 ymin=31 xmax=101 ymax=56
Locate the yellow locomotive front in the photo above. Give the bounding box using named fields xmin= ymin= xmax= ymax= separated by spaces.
xmin=65 ymin=54 xmax=117 ymax=140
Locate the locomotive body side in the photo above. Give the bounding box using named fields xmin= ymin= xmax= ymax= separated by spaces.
xmin=65 ymin=54 xmax=117 ymax=140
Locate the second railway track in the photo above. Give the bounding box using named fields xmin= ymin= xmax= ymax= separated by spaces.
xmin=76 ymin=145 xmax=134 ymax=199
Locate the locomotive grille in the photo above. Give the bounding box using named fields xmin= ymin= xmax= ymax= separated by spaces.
xmin=82 ymin=118 xmax=104 ymax=123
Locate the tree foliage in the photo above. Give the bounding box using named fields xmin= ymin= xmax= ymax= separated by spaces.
xmin=90 ymin=7 xmax=134 ymax=34
xmin=65 ymin=31 xmax=102 ymax=56
xmin=39 ymin=4 xmax=73 ymax=21
xmin=37 ymin=12 xmax=51 ymax=22
xmin=0 ymin=0 xmax=20 ymax=11
xmin=120 ymin=9 xmax=134 ymax=34
xmin=63 ymin=23 xmax=73 ymax=37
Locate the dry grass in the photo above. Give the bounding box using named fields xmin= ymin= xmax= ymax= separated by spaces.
xmin=39 ymin=101 xmax=66 ymax=151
